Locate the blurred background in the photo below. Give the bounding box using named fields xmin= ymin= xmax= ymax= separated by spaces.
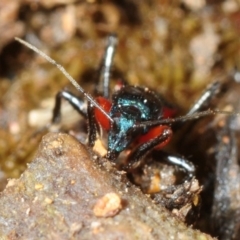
xmin=1 ymin=0 xmax=240 ymax=238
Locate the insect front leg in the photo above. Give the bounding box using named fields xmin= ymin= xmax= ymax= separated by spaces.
xmin=155 ymin=151 xmax=196 ymax=178
xmin=87 ymin=103 xmax=98 ymax=147
xmin=125 ymin=126 xmax=173 ymax=170
xmin=52 ymin=90 xmax=87 ymax=124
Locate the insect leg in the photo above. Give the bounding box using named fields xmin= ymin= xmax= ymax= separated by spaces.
xmin=52 ymin=90 xmax=87 ymax=123
xmin=154 ymin=151 xmax=196 ymax=178
xmin=97 ymin=34 xmax=117 ymax=98
xmin=126 ymin=127 xmax=172 ymax=169
xmin=187 ymin=81 xmax=220 ymax=115
xmin=87 ymin=103 xmax=98 ymax=147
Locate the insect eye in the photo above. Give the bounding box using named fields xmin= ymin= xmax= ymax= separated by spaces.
xmin=120 ymin=105 xmax=142 ymax=119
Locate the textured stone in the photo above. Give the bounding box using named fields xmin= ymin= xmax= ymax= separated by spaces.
xmin=0 ymin=133 xmax=214 ymax=239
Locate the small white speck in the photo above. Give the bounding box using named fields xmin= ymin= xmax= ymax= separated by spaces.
xmin=91 ymin=221 xmax=101 ymax=228
xmin=234 ymin=71 xmax=240 ymax=83
xmin=26 ymin=208 xmax=31 ymax=215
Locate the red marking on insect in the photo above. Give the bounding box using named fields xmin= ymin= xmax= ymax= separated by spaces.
xmin=137 ymin=125 xmax=173 ymax=150
xmin=163 ymin=107 xmax=177 ymax=118
xmin=95 ymin=96 xmax=112 ymax=130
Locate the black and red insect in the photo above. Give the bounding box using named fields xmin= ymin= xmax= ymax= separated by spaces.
xmin=15 ymin=34 xmax=223 ymax=178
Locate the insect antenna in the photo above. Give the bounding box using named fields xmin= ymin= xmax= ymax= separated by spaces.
xmin=15 ymin=37 xmax=114 ymax=124
xmin=134 ymin=109 xmax=240 ymax=129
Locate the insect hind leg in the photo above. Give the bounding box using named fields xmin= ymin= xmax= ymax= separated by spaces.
xmin=187 ymin=81 xmax=221 ymax=115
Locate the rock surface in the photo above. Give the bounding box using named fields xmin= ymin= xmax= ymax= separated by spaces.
xmin=0 ymin=133 xmax=214 ymax=239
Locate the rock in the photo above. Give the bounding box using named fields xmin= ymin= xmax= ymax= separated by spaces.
xmin=0 ymin=133 xmax=214 ymax=239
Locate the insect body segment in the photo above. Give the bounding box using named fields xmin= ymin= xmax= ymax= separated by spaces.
xmin=103 ymin=85 xmax=172 ymax=162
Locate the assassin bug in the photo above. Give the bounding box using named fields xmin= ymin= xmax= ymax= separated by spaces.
xmin=15 ymin=35 xmax=237 ymax=177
